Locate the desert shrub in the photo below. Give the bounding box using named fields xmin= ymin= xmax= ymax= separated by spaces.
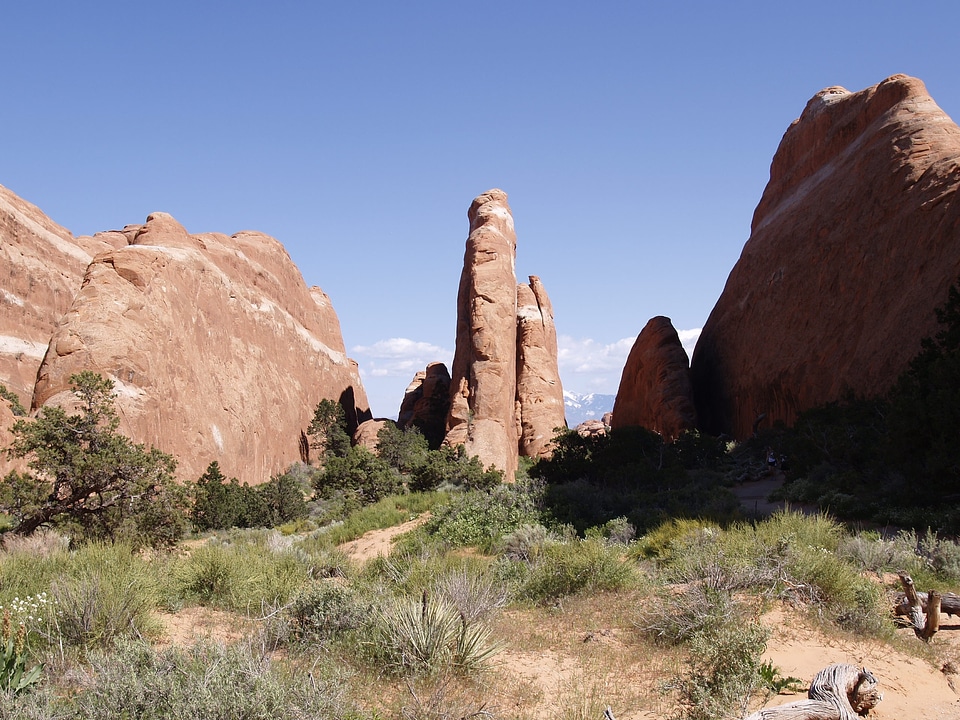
xmin=287 ymin=581 xmax=372 ymax=644
xmin=313 ymin=446 xmax=402 ymax=511
xmin=423 ymin=482 xmax=542 ymax=551
xmin=65 ymin=638 xmax=355 ymax=720
xmin=432 ymin=566 xmax=508 ymax=624
xmin=408 ymin=445 xmax=502 ymax=493
xmin=633 ymin=518 xmax=721 ymax=560
xmin=41 ymin=543 xmax=160 ymax=649
xmin=586 ymin=516 xmax=636 ymax=545
xmin=173 ymin=541 xmax=311 ymax=612
xmin=838 ymin=532 xmax=922 ymax=575
xmin=500 ymin=523 xmax=552 ymax=561
xmin=640 ymin=585 xmax=767 ymax=720
xmin=517 ymin=537 xmax=636 ymax=604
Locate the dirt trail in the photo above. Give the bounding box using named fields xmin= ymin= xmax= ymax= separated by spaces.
xmin=337 ymin=514 xmax=429 ymax=564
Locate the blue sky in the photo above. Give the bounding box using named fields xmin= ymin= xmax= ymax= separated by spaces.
xmin=4 ymin=1 xmax=959 ymax=417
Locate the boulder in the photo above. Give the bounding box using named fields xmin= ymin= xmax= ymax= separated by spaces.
xmin=445 ymin=190 xmax=519 ymax=478
xmin=516 ymin=276 xmax=566 ymax=457
xmin=33 ymin=212 xmax=370 ymax=485
xmin=398 ymin=362 xmax=450 ymax=449
xmin=691 ymin=75 xmax=960 ymax=438
xmin=353 ymin=419 xmax=390 ymax=453
xmin=612 ymin=316 xmax=697 ymax=440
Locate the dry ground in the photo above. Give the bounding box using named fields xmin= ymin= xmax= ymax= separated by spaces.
xmin=155 ymin=521 xmax=960 ymax=719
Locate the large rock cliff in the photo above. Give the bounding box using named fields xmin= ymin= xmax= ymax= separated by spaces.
xmin=0 ymin=184 xmax=113 ymax=407
xmin=691 ymin=75 xmax=960 ymax=438
xmin=612 ymin=316 xmax=696 ymax=440
xmin=516 ymin=276 xmax=566 ymax=457
xmin=445 ymin=190 xmax=520 ymax=478
xmin=26 ymin=210 xmax=369 ymax=485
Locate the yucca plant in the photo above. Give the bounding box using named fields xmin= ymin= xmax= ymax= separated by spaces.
xmin=0 ymin=612 xmax=42 ymax=696
xmin=379 ymin=591 xmax=500 ymax=676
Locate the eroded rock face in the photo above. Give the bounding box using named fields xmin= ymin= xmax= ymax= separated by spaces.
xmin=445 ymin=190 xmax=519 ymax=478
xmin=398 ymin=362 xmax=451 ymax=449
xmin=34 ymin=212 xmax=370 ymax=485
xmin=0 ymin=185 xmax=94 ymax=407
xmin=691 ymin=75 xmax=960 ymax=438
xmin=612 ymin=316 xmax=696 ymax=440
xmin=516 ymin=276 xmax=566 ymax=457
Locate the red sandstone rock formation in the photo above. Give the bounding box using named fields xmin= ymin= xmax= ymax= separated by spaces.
xmin=353 ymin=419 xmax=390 ymax=453
xmin=516 ymin=276 xmax=566 ymax=457
xmin=445 ymin=190 xmax=519 ymax=478
xmin=612 ymin=316 xmax=696 ymax=440
xmin=33 ymin=211 xmax=370 ymax=485
xmin=691 ymin=75 xmax=960 ymax=439
xmin=398 ymin=362 xmax=451 ymax=449
xmin=0 ymin=185 xmax=93 ymax=407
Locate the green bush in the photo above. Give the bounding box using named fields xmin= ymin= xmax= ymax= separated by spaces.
xmin=423 ymin=482 xmax=542 ymax=551
xmin=287 ymin=581 xmax=371 ymax=644
xmin=173 ymin=540 xmax=311 ymax=612
xmin=517 ymin=537 xmax=635 ymax=604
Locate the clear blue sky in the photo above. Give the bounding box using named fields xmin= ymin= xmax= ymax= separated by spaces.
xmin=4 ymin=1 xmax=958 ymax=417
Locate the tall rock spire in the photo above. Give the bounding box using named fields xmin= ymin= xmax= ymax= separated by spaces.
xmin=516 ymin=276 xmax=566 ymax=457
xmin=445 ymin=189 xmax=519 ymax=478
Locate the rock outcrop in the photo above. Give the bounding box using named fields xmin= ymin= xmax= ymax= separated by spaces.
xmin=398 ymin=362 xmax=451 ymax=449
xmin=445 ymin=190 xmax=520 ymax=478
xmin=691 ymin=75 xmax=960 ymax=438
xmin=516 ymin=276 xmax=566 ymax=457
xmin=612 ymin=316 xmax=696 ymax=440
xmin=33 ymin=211 xmax=370 ymax=485
xmin=0 ymin=184 xmax=99 ymax=407
xmin=353 ymin=419 xmax=390 ymax=453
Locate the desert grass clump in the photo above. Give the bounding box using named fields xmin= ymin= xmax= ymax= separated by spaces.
xmin=433 ymin=566 xmax=508 ymax=624
xmin=377 ymin=591 xmax=501 ymax=677
xmin=517 ymin=537 xmax=636 ymax=605
xmin=44 ymin=542 xmax=160 ymax=649
xmin=173 ymin=540 xmax=312 ymax=612
xmin=65 ymin=638 xmax=356 ymax=720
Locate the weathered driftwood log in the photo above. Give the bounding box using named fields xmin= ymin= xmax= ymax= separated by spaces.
xmin=893 ymin=589 xmax=959 ymax=618
xmin=897 ymin=572 xmax=942 ymax=640
xmin=741 ymin=664 xmax=880 ymax=720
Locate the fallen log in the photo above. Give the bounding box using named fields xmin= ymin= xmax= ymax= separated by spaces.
xmin=893 ymin=589 xmax=960 ymax=618
xmin=742 ymin=664 xmax=880 ymax=720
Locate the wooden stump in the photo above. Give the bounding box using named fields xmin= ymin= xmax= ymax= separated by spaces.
xmin=898 ymin=572 xmax=941 ymax=641
xmin=741 ymin=664 xmax=881 ymax=720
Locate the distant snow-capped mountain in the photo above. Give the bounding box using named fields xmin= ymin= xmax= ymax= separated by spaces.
xmin=563 ymin=392 xmax=616 ymax=427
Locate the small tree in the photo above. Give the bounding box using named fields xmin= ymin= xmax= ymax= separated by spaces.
xmin=376 ymin=423 xmax=428 ymax=474
xmin=191 ymin=461 xmax=244 ymax=531
xmin=307 ymin=399 xmax=351 ymax=460
xmin=1 ymin=371 xmax=186 ymax=547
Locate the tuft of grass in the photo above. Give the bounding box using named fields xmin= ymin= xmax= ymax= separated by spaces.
xmin=517 ymin=538 xmax=636 ymax=605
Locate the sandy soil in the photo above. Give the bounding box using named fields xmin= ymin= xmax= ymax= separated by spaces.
xmin=755 ymin=608 xmax=960 ymax=719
